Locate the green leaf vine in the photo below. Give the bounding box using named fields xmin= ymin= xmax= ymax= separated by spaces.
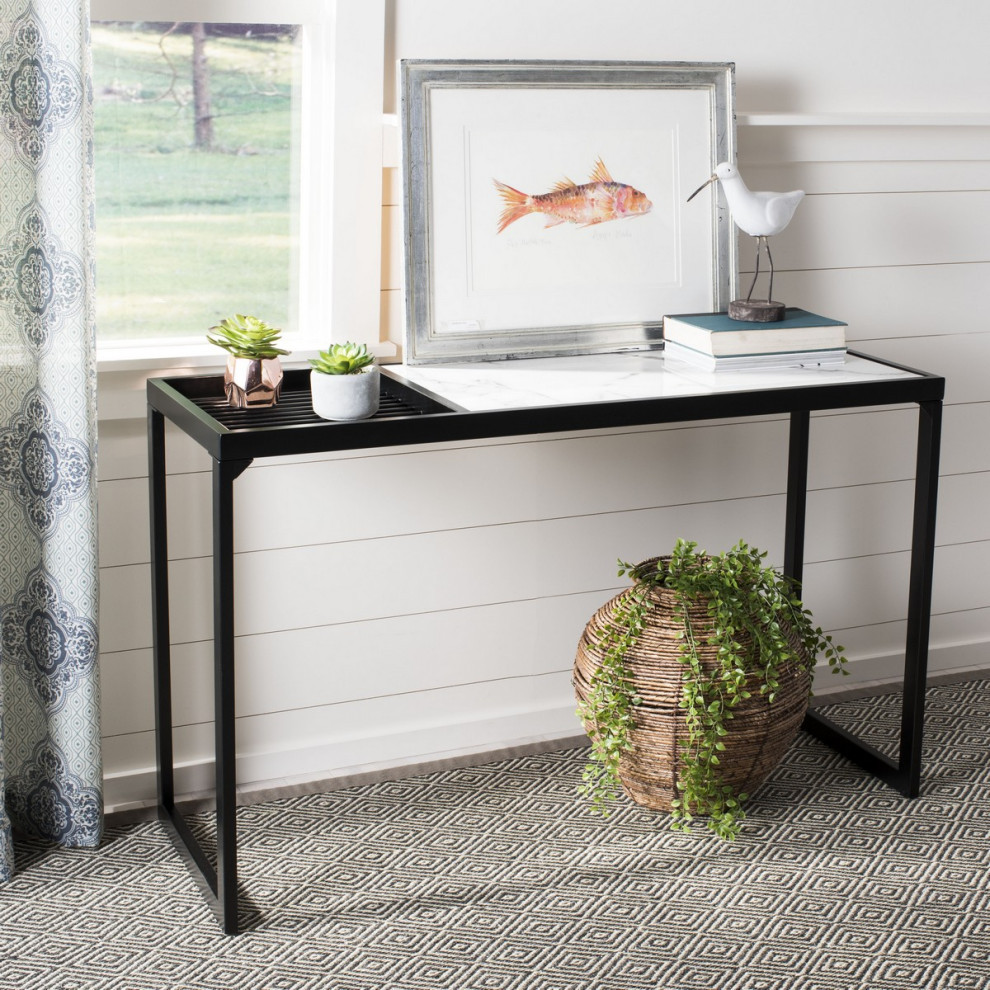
xmin=578 ymin=538 xmax=846 ymax=839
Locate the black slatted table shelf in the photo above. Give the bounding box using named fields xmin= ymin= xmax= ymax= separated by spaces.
xmin=186 ymin=370 xmax=450 ymax=430
xmin=147 ymin=367 xmax=464 ymax=461
xmin=147 ymin=352 xmax=945 ymax=934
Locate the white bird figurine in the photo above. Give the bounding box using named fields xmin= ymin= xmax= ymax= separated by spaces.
xmin=688 ymin=162 xmax=805 ymax=321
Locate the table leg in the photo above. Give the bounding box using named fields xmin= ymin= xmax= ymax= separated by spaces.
xmin=149 ymin=409 xmax=173 ymax=813
xmin=784 ymin=409 xmax=810 ymax=586
xmin=802 ymin=400 xmax=942 ymax=796
xmin=148 ymin=411 xmax=251 ymax=935
xmin=899 ymin=398 xmax=942 ymax=796
xmin=213 ymin=456 xmax=247 ymax=934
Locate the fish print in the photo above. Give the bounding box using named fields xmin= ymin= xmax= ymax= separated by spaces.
xmin=494 ymin=158 xmax=652 ymax=233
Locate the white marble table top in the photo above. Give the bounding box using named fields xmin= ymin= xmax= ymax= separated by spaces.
xmin=389 ymin=351 xmax=919 ymax=413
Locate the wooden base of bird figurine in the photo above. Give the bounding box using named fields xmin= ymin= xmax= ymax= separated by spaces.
xmin=728 ymin=299 xmax=786 ymax=323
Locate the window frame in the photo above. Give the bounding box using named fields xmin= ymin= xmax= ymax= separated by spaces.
xmin=91 ymin=0 xmax=389 ymax=386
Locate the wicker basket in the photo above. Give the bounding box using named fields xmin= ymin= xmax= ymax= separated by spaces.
xmin=573 ymin=558 xmax=812 ymax=811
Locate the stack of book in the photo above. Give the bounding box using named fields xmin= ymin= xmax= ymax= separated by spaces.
xmin=662 ymin=309 xmax=847 ymax=372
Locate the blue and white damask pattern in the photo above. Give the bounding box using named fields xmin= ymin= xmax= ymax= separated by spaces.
xmin=0 ymin=201 xmax=86 ymax=353
xmin=0 ymin=0 xmax=102 ymax=881
xmin=0 ymin=6 xmax=81 ymax=168
xmin=2 ymin=564 xmax=98 ymax=713
xmin=4 ymin=738 xmax=101 ymax=845
xmin=0 ymin=387 xmax=91 ymax=536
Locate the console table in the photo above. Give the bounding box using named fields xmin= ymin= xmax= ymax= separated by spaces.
xmin=147 ymin=350 xmax=944 ymax=934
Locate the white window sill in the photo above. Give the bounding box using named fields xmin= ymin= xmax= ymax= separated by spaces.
xmin=98 ymin=341 xmax=232 ymax=373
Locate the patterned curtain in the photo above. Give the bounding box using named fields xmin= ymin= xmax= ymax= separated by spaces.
xmin=0 ymin=0 xmax=102 ymax=879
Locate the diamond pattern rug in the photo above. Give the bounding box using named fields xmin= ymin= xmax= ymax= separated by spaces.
xmin=2 ymin=679 xmax=989 ymax=989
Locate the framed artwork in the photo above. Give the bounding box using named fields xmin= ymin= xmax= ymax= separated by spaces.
xmin=400 ymin=60 xmax=736 ymax=364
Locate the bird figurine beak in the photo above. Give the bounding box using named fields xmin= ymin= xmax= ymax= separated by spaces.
xmin=686 ymin=174 xmax=717 ymax=203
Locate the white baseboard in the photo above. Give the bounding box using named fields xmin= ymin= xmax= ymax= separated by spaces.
xmin=811 ymin=639 xmax=989 ymax=699
xmin=103 ymin=641 xmax=989 ymax=819
xmin=103 ymin=705 xmax=585 ymax=817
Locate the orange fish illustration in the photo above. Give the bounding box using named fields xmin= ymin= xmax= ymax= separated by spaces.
xmin=494 ymin=158 xmax=652 ymax=233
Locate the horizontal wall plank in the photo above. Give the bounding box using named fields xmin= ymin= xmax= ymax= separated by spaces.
xmin=826 ymin=607 xmax=990 ymax=671
xmin=232 ymin=670 xmax=579 ymax=779
xmin=811 ymin=400 xmax=990 ymax=498
xmin=930 ymin=471 xmax=990 ymax=546
xmin=773 ymin=263 xmax=990 ymax=339
xmin=97 ymin=417 xmax=213 ymax=483
xmin=744 ymin=160 xmax=990 ymax=196
xmin=97 ymin=420 xmax=148 ymax=483
xmin=738 ymin=124 xmax=990 ymax=166
xmin=941 ymin=403 xmax=990 ymax=475
xmin=858 ymin=332 xmax=989 ymax=405
xmin=805 ymin=472 xmax=987 ymax=561
xmin=99 ymin=471 xmax=212 ymax=569
xmin=801 ymin=540 xmax=988 ymax=633
xmin=757 ymin=191 xmax=990 ymax=272
xmin=807 ymin=406 xmax=921 ymax=489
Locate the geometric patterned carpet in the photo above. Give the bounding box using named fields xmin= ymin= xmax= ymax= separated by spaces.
xmin=2 ymin=679 xmax=989 ymax=990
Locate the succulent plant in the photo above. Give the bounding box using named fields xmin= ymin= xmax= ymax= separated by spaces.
xmin=309 ymin=341 xmax=375 ymax=375
xmin=207 ymin=314 xmax=289 ymax=360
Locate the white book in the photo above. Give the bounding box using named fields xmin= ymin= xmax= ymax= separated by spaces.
xmin=663 ymin=339 xmax=847 ymax=373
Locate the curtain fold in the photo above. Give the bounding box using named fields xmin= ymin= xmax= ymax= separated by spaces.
xmin=0 ymin=0 xmax=102 ymax=879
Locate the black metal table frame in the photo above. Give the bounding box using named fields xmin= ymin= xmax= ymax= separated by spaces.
xmin=147 ymin=353 xmax=944 ymax=934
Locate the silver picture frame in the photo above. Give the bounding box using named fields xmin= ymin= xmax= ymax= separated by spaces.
xmin=400 ymin=60 xmax=736 ymax=364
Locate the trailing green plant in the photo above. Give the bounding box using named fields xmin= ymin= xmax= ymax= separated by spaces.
xmin=578 ymin=538 xmax=846 ymax=840
xmin=309 ymin=341 xmax=375 ymax=375
xmin=206 ymin=314 xmax=289 ymax=360
xmin=577 ymin=593 xmax=645 ymax=817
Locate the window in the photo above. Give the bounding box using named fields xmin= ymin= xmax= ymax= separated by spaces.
xmin=93 ymin=20 xmax=302 ymax=345
xmin=91 ymin=0 xmax=387 ymax=376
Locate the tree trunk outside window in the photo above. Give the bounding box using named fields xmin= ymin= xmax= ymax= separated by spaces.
xmin=191 ymin=23 xmax=213 ymax=151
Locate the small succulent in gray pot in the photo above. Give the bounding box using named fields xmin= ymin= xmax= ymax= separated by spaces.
xmin=309 ymin=342 xmax=379 ymax=421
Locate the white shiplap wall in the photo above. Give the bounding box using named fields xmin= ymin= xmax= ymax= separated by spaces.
xmin=96 ymin=1 xmax=990 ymax=812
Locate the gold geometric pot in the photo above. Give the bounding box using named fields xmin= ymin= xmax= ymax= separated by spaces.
xmin=224 ymin=356 xmax=283 ymax=408
xmin=573 ymin=560 xmax=812 ymax=811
